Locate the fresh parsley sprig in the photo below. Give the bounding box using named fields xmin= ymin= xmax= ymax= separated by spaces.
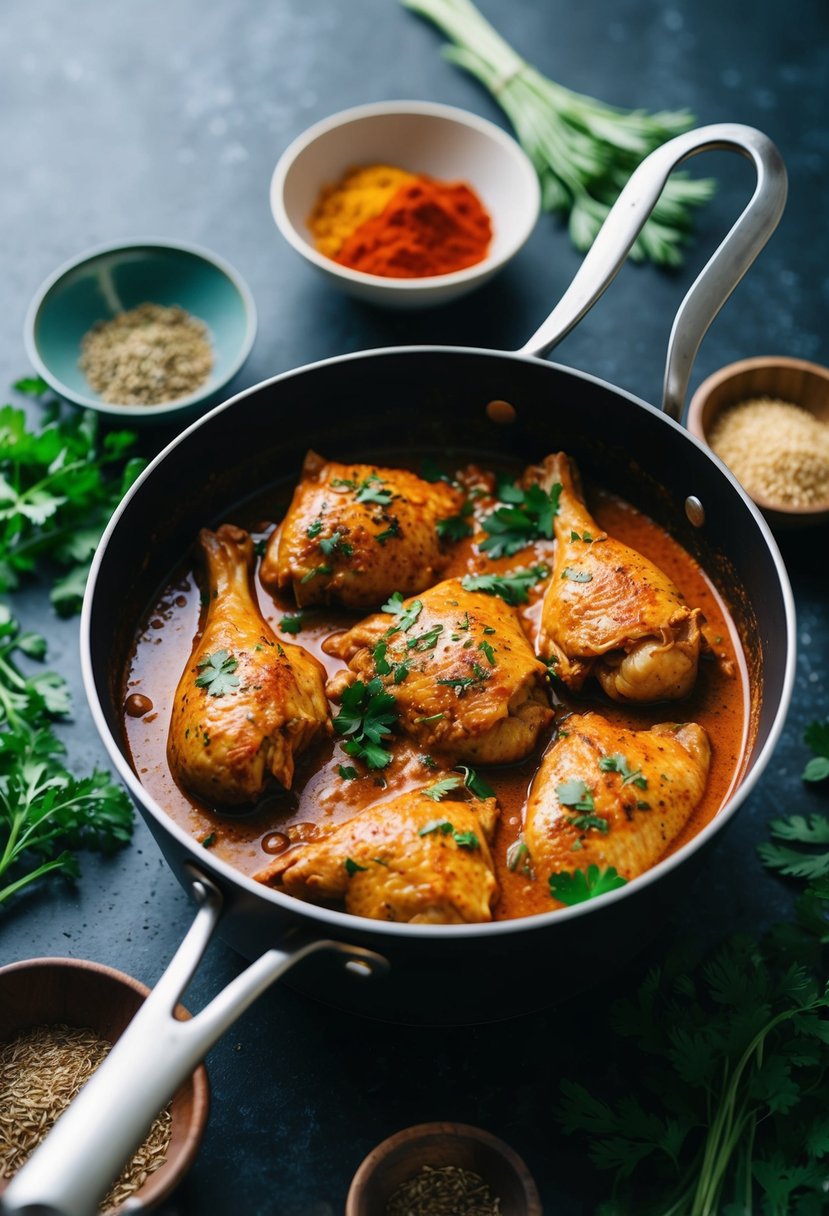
xmin=2 ymin=382 xmax=145 ymax=615
xmin=479 ymin=481 xmax=561 ymax=558
xmin=461 ymin=564 xmax=549 ymax=606
xmin=0 ymin=604 xmax=133 ymax=906
xmin=334 ymin=677 xmax=398 ymax=770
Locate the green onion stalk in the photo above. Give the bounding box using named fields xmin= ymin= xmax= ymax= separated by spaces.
xmin=403 ymin=0 xmax=716 ymax=266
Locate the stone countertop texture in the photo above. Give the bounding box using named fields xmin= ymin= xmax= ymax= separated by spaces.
xmin=0 ymin=1 xmax=827 ymax=1213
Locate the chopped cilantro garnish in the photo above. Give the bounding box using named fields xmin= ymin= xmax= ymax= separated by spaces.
xmin=195 ymin=649 xmax=240 ymax=696
xmin=381 ymin=592 xmax=423 ymax=635
xmin=454 ymin=765 xmax=495 ymax=800
xmin=423 ymin=776 xmax=463 ymax=801
xmin=201 ymin=832 xmax=216 ymax=849
xmin=418 ymin=818 xmax=454 ymax=836
xmin=478 ymin=640 xmax=496 ymax=666
xmin=376 ymin=519 xmax=400 ymax=545
xmin=320 ymin=531 xmax=353 ymax=557
xmin=420 ymin=754 xmax=438 ymax=769
xmin=461 ymin=565 xmax=549 ymax=606
xmin=556 ymin=779 xmax=595 ymax=813
xmin=436 ymin=501 xmax=474 ymax=542
xmin=549 ymin=865 xmax=628 ymax=905
xmin=415 ymin=712 xmax=445 ymax=724
xmin=452 ymin=830 xmax=479 ymax=850
xmin=561 ymin=568 xmax=593 ymax=583
xmin=568 ymin=812 xmax=610 ymax=834
xmin=306 ymin=518 xmax=323 ymax=539
xmin=506 ymin=840 xmax=535 ymax=877
xmin=300 ymin=564 xmax=332 ymax=584
xmin=338 ymin=765 xmax=358 ymax=781
xmin=344 ymin=857 xmax=368 ymax=875
xmin=280 ymin=614 xmax=304 ymax=635
xmin=480 ymin=481 xmax=561 ymax=557
xmin=407 ymin=624 xmax=443 ymax=652
xmin=334 ymin=678 xmax=397 ymax=770
xmin=599 ymin=753 xmax=648 ymax=789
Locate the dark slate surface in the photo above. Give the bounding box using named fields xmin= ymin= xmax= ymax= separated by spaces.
xmin=1 ymin=1 xmax=827 ymax=1213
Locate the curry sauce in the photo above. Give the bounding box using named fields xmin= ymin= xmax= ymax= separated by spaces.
xmin=122 ymin=466 xmax=749 ymax=922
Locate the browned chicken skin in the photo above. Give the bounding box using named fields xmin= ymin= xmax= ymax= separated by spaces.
xmin=324 ymin=579 xmax=553 ymax=763
xmin=259 ymin=451 xmax=465 ymax=611
xmin=167 ymin=525 xmax=330 ymax=805
xmin=524 ymin=711 xmax=711 ymax=887
xmin=256 ymin=788 xmax=499 ymax=923
xmin=534 ymin=453 xmax=703 ymax=702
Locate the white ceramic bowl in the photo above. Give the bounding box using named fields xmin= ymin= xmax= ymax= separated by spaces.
xmin=270 ymin=100 xmax=541 ymax=308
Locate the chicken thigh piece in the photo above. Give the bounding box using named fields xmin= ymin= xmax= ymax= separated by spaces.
xmin=325 ymin=579 xmax=553 ymax=763
xmin=260 ymin=451 xmax=465 ymax=611
xmin=168 ymin=525 xmax=330 ymax=805
xmin=524 ymin=712 xmax=710 ymax=887
xmin=256 ymin=788 xmax=499 ymax=924
xmin=535 ymin=453 xmax=703 ymax=702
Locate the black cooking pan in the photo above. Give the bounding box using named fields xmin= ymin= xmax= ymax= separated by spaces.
xmin=3 ymin=124 xmax=794 ymax=1216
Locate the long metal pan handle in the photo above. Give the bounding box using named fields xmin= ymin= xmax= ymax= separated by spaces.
xmin=1 ymin=869 xmax=387 ymax=1216
xmin=518 ymin=123 xmax=787 ymax=419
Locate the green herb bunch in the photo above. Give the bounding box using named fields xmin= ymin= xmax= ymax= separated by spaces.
xmin=403 ymin=0 xmax=715 ymax=266
xmin=0 ymin=379 xmax=145 ymax=615
xmin=0 ymin=603 xmax=133 ymax=905
xmin=558 ymin=728 xmax=829 ymax=1215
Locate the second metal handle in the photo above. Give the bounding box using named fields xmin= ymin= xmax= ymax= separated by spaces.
xmin=518 ymin=122 xmax=787 ymax=419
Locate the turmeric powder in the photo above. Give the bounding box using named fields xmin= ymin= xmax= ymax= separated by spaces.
xmin=308 ymin=164 xmax=416 ymax=258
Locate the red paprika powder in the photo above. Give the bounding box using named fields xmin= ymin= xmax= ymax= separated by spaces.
xmin=334 ymin=176 xmax=492 ymax=278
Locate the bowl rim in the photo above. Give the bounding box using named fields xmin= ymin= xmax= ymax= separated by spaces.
xmin=0 ymin=954 xmax=210 ymax=1212
xmin=687 ymin=354 xmax=829 ymax=517
xmin=270 ymin=98 xmax=542 ymax=291
xmin=345 ymin=1120 xmax=542 ymax=1214
xmin=23 ymin=237 xmax=258 ymax=418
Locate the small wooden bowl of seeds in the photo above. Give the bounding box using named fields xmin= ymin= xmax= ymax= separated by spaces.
xmin=346 ymin=1121 xmax=542 ymax=1216
xmin=0 ymin=956 xmax=210 ymax=1213
xmin=687 ymin=355 xmax=829 ymax=529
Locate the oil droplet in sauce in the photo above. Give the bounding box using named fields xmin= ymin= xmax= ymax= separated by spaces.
xmin=262 ymin=831 xmax=290 ymax=855
xmin=125 ymin=693 xmax=154 ymax=718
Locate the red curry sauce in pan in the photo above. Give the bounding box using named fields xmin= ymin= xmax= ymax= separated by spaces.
xmin=122 ymin=460 xmax=749 ymax=922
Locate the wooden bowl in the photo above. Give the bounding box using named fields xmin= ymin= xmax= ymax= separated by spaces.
xmin=0 ymin=956 xmax=210 ymax=1212
xmin=345 ymin=1121 xmax=542 ymax=1216
xmin=687 ymin=355 xmax=829 ymax=529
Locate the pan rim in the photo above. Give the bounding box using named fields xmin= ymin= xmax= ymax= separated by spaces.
xmin=80 ymin=344 xmax=797 ymax=941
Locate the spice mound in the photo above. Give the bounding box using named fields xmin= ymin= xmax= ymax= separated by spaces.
xmin=708 ymin=396 xmax=829 ymax=509
xmin=385 ymin=1163 xmax=502 ymax=1215
xmin=79 ymin=302 xmax=213 ymax=406
xmin=0 ymin=1023 xmax=172 ymax=1209
xmin=308 ymin=163 xmax=492 ymax=279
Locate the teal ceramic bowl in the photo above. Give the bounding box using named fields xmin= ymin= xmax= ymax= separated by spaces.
xmin=24 ymin=240 xmax=257 ymax=424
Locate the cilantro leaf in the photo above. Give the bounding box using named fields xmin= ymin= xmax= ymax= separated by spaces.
xmin=381 ymin=592 xmax=423 ymax=635
xmin=423 ymin=776 xmax=462 ymax=801
xmin=280 ymin=613 xmax=304 ymax=634
xmin=0 ymin=398 xmax=145 ymax=614
xmin=556 ymin=779 xmax=596 ymax=813
xmin=454 ymin=764 xmax=495 ymax=800
xmin=334 ymin=677 xmax=397 ymax=770
xmin=0 ymin=604 xmax=133 ymax=905
xmin=479 ymin=482 xmax=561 ymax=558
xmin=460 ymin=565 xmax=549 ymax=606
xmin=195 ymin=650 xmax=240 ymax=696
xmin=758 ymin=815 xmax=829 ymax=881
xmin=436 ymin=500 xmax=473 ymax=542
xmin=549 ymin=865 xmax=627 ymax=905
